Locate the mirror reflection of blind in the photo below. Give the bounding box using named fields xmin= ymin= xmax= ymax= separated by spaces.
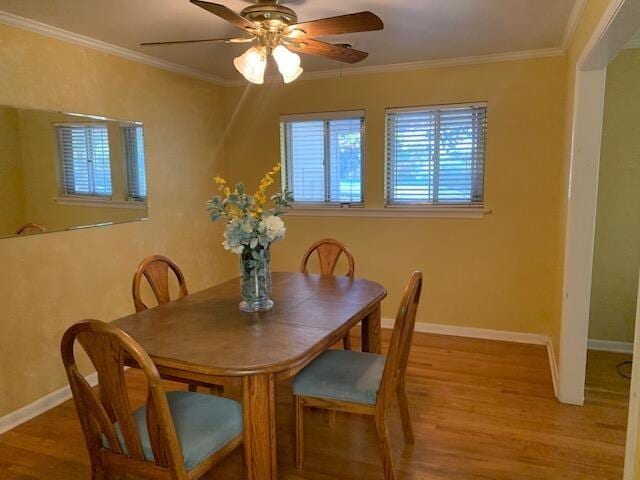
xmin=386 ymin=105 xmax=486 ymax=206
xmin=281 ymin=115 xmax=364 ymax=204
xmin=122 ymin=125 xmax=147 ymax=200
xmin=56 ymin=124 xmax=112 ymax=196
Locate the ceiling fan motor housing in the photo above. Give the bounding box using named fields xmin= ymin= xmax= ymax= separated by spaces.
xmin=241 ymin=2 xmax=298 ymax=30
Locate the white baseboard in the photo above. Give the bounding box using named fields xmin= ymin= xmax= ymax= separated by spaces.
xmin=546 ymin=339 xmax=560 ymax=397
xmin=0 ymin=372 xmax=97 ymax=436
xmin=588 ymin=338 xmax=634 ymax=353
xmin=383 ymin=319 xmax=550 ymax=345
xmin=385 ymin=319 xmax=559 ymax=398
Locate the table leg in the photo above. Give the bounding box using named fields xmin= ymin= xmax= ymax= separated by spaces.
xmin=362 ymin=303 xmax=382 ymax=354
xmin=242 ymin=374 xmax=277 ymax=480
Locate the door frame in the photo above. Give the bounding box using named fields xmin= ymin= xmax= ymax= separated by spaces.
xmin=624 ymin=280 xmax=640 ymax=479
xmin=559 ymin=0 xmax=640 ymax=404
xmin=557 ymin=0 xmax=640 ymax=476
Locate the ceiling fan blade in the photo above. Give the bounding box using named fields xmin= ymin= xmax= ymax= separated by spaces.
xmin=287 ymin=11 xmax=383 ymax=37
xmin=141 ymin=37 xmax=253 ymax=46
xmin=190 ymin=0 xmax=256 ymax=31
xmin=286 ymin=38 xmax=368 ymax=64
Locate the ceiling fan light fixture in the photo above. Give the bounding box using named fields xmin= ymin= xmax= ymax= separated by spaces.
xmin=233 ymin=46 xmax=267 ymax=84
xmin=272 ymin=45 xmax=303 ymax=83
xmin=143 ymin=2 xmax=384 ymax=85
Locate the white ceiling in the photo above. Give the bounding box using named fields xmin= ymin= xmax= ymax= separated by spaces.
xmin=0 ymin=0 xmax=579 ymax=81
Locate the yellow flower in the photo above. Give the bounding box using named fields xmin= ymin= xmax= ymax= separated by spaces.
xmin=253 ymin=162 xmax=281 ymax=209
xmin=213 ymin=175 xmax=231 ymax=197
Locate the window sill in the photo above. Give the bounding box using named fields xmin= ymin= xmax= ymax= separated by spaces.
xmin=284 ymin=205 xmax=489 ymax=219
xmin=54 ymin=196 xmax=147 ymax=210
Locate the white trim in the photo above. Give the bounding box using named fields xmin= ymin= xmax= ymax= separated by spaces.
xmin=381 ymin=319 xmax=559 ymax=397
xmin=624 ymin=278 xmax=640 ymax=480
xmin=382 ymin=318 xmax=549 ymax=344
xmin=280 ymin=110 xmax=365 ymax=122
xmin=0 ymin=372 xmax=97 ymax=435
xmin=387 ymin=102 xmax=488 ymax=114
xmin=562 ymin=0 xmax=588 ymax=51
xmin=558 ymin=67 xmax=608 ymax=407
xmin=228 ymin=47 xmax=565 ymax=86
xmin=588 ymin=338 xmax=634 ymax=353
xmin=547 ymin=338 xmax=560 ymax=398
xmin=54 ymin=196 xmax=147 ymax=210
xmin=285 ymin=206 xmax=489 ymax=219
xmin=297 ymin=47 xmax=565 ymax=80
xmin=0 ymin=11 xmax=226 ymax=85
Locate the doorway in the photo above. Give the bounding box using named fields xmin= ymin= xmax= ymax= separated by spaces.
xmin=558 ymin=0 xmax=640 ymax=478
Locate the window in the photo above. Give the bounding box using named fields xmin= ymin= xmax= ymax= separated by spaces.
xmin=56 ymin=124 xmax=112 ymax=197
xmin=385 ymin=104 xmax=487 ymax=206
xmin=122 ymin=124 xmax=147 ymax=200
xmin=281 ymin=111 xmax=364 ymax=205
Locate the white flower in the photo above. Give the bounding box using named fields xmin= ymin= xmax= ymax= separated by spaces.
xmin=222 ymin=240 xmax=244 ymax=255
xmin=261 ymin=215 xmax=286 ymax=242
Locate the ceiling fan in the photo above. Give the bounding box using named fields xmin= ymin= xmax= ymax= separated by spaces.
xmin=142 ymin=0 xmax=384 ymax=84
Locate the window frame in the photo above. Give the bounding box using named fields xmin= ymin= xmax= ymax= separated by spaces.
xmin=55 ymin=122 xmax=113 ymax=199
xmin=280 ymin=110 xmax=366 ymax=208
xmin=384 ymin=102 xmax=487 ymax=209
xmin=121 ymin=123 xmax=147 ymax=202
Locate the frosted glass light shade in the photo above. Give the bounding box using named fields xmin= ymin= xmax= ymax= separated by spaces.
xmin=272 ymin=45 xmax=303 ymax=83
xmin=234 ymin=47 xmax=267 ymax=84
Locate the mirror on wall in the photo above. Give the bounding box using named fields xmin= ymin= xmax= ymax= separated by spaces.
xmin=0 ymin=105 xmax=148 ymax=239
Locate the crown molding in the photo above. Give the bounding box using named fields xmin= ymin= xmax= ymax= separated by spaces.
xmin=0 ymin=10 xmax=227 ymax=86
xmin=225 ymin=46 xmax=565 ymax=86
xmin=561 ymin=0 xmax=588 ymax=51
xmin=0 ymin=9 xmax=568 ymax=89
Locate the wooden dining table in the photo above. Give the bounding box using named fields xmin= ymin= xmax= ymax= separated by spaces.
xmin=112 ymin=271 xmax=387 ymax=480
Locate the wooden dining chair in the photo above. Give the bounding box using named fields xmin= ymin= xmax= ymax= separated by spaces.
xmin=61 ymin=320 xmax=243 ymax=480
xmin=132 ymin=255 xmax=189 ymax=312
xmin=15 ymin=222 xmax=45 ymax=235
xmin=132 ymin=255 xmax=224 ymax=395
xmin=292 ymin=271 xmax=423 ymax=480
xmin=300 ymin=238 xmax=355 ymax=350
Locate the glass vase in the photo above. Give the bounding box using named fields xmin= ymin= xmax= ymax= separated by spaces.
xmin=239 ymin=246 xmax=273 ymax=312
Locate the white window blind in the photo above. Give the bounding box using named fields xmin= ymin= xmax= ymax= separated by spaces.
xmin=122 ymin=125 xmax=147 ymax=200
xmin=56 ymin=124 xmax=112 ymax=197
xmin=386 ymin=104 xmax=487 ymax=206
xmin=281 ymin=113 xmax=364 ymax=205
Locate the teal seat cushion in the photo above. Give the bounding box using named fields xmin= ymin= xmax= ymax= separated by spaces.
xmin=292 ymin=350 xmax=385 ymax=405
xmin=105 ymin=391 xmax=242 ymax=471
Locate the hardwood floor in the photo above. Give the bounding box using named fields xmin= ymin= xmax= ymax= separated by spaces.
xmin=0 ymin=332 xmax=631 ymax=479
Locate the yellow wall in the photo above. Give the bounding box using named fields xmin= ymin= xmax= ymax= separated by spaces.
xmin=0 ymin=106 xmax=27 ymax=233
xmin=224 ymin=57 xmax=567 ymax=333
xmin=0 ymin=23 xmax=230 ymax=417
xmin=0 ymin=0 xmax=624 ymax=420
xmin=589 ymin=48 xmax=640 ymax=343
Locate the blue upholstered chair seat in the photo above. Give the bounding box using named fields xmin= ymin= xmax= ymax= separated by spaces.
xmin=292 ymin=349 xmax=386 ymax=405
xmin=105 ymin=391 xmax=242 ymax=471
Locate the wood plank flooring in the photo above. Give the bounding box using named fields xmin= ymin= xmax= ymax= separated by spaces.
xmin=0 ymin=332 xmax=631 ymax=479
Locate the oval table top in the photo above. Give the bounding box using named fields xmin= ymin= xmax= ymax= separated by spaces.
xmin=113 ymin=272 xmax=387 ymax=377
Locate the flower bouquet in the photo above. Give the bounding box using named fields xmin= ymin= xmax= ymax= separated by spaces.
xmin=207 ymin=163 xmax=292 ymax=312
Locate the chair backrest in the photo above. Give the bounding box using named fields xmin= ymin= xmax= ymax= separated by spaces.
xmin=378 ymin=271 xmax=423 ymax=410
xmin=61 ymin=320 xmax=186 ymax=476
xmin=132 ymin=255 xmax=188 ymax=312
xmin=15 ymin=223 xmax=45 ymax=235
xmin=300 ymin=238 xmax=355 ymax=278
